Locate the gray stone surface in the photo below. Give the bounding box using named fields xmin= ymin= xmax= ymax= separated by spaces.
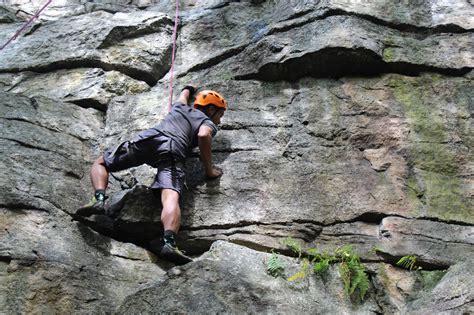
xmin=0 ymin=68 xmax=149 ymax=111
xmin=231 ymin=15 xmax=473 ymax=81
xmin=0 ymin=6 xmax=16 ymax=23
xmin=0 ymin=92 xmax=102 ymax=213
xmin=0 ymin=0 xmax=144 ymax=21
xmin=407 ymin=261 xmax=474 ymax=314
xmin=119 ymin=241 xmax=474 ymax=314
xmin=319 ymin=0 xmax=473 ymax=30
xmin=118 ymin=241 xmax=381 ymax=314
xmin=0 ymin=208 xmax=165 ymax=314
xmin=0 ymin=11 xmax=173 ymax=84
xmin=372 ymin=261 xmax=474 ymax=314
xmin=313 ymin=217 xmax=474 ymax=268
xmin=0 ymin=92 xmax=165 ymax=313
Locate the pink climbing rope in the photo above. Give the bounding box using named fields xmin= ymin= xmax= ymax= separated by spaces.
xmin=0 ymin=0 xmax=53 ymax=51
xmin=168 ymin=0 xmax=180 ymax=112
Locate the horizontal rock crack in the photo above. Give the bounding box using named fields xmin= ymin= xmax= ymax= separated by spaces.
xmin=236 ymin=47 xmax=472 ymax=82
xmin=269 ymin=8 xmax=473 ymax=37
xmin=0 ymin=59 xmax=160 ymax=87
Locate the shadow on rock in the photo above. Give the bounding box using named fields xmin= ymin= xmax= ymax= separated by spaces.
xmin=177 ymin=134 xmax=234 ymax=255
xmin=75 ymin=185 xmax=164 ymax=249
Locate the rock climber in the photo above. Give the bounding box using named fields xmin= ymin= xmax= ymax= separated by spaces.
xmin=76 ymin=85 xmax=227 ymax=265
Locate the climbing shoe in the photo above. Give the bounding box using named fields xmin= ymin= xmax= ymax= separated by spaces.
xmin=159 ymin=243 xmax=193 ymax=265
xmin=75 ymin=197 xmax=106 ymax=217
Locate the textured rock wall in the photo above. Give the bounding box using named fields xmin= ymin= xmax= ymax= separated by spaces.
xmin=1 ymin=0 xmax=473 ymax=313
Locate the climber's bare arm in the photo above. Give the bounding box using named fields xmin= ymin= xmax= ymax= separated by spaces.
xmin=198 ymin=125 xmax=222 ymax=178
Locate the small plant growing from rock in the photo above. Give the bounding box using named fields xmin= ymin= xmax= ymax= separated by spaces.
xmin=282 ymin=237 xmax=303 ymax=258
xmin=283 ymin=239 xmax=370 ymax=302
xmin=396 ymin=255 xmax=420 ymax=271
xmin=336 ymin=245 xmax=370 ymax=302
xmin=306 ymin=248 xmax=337 ymax=274
xmin=266 ymin=251 xmax=286 ymax=278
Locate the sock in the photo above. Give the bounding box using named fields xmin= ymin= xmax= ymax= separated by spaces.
xmin=94 ymin=190 xmax=106 ymax=202
xmin=164 ymin=230 xmax=177 ymax=247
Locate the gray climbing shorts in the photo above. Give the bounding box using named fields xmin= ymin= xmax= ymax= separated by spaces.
xmin=103 ymin=136 xmax=186 ymax=194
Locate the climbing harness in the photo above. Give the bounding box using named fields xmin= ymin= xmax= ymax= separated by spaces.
xmin=168 ymin=0 xmax=180 ymax=112
xmin=0 ymin=0 xmax=53 ymax=51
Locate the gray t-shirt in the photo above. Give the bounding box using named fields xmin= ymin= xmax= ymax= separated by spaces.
xmin=134 ymin=102 xmax=218 ymax=160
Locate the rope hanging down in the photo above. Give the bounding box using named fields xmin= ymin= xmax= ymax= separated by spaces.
xmin=168 ymin=0 xmax=180 ymax=112
xmin=0 ymin=0 xmax=53 ymax=51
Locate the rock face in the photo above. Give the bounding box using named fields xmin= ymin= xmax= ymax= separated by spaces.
xmin=118 ymin=241 xmax=473 ymax=314
xmin=1 ymin=0 xmax=473 ymax=313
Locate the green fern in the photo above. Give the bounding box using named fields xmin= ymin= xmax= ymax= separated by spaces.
xmin=396 ymin=255 xmax=418 ymax=271
xmin=306 ymin=248 xmax=321 ymax=261
xmin=314 ymin=258 xmax=330 ymax=274
xmin=314 ymin=253 xmax=335 ymax=274
xmin=336 ymin=245 xmax=370 ymax=301
xmin=348 ymin=259 xmax=370 ymax=301
xmin=371 ymin=245 xmax=383 ymax=254
xmin=335 ymin=244 xmax=355 ymax=258
xmin=339 ymin=260 xmax=351 ymax=293
xmin=282 ymin=237 xmax=303 ymax=258
xmin=276 ymin=241 xmax=370 ymax=301
xmin=266 ymin=251 xmax=286 ymax=277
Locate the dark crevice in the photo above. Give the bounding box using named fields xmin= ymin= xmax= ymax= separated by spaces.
xmin=1 ymin=203 xmax=50 ymax=212
xmin=1 ymin=135 xmax=81 ymax=162
xmin=339 ymin=9 xmax=472 ymax=35
xmin=269 ymin=8 xmax=473 ymax=37
xmin=213 ymin=148 xmax=260 ymax=153
xmin=182 ymin=220 xmax=280 ymax=232
xmin=0 ymin=256 xmax=12 ymax=264
xmin=2 ymin=137 xmax=53 ymax=154
xmin=220 ymin=123 xmax=292 ymax=130
xmin=71 ymin=214 xmax=162 ymax=252
xmin=445 ymin=299 xmax=474 ymax=311
xmin=64 ymin=171 xmax=82 ymax=180
xmin=348 ymin=211 xmax=389 ymax=224
xmin=318 ymin=212 xmax=399 ymax=227
xmin=70 ymin=98 xmax=107 ymax=112
xmin=374 ymin=251 xmax=450 ymax=271
xmin=236 ymin=47 xmax=471 ymax=82
xmin=322 ymin=212 xmax=474 ymax=229
xmin=417 ymin=216 xmax=474 ymax=227
xmin=0 ymin=58 xmax=167 ymax=86
xmin=3 ymin=117 xmax=59 ymax=133
xmin=185 ymin=225 xmax=320 ymax=240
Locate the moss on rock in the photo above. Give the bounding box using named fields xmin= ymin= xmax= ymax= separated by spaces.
xmin=390 ymin=75 xmax=471 ymax=222
xmin=416 ymin=270 xmax=446 ymax=291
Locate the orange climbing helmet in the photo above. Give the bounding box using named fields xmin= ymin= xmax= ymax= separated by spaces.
xmin=194 ymin=90 xmax=227 ymax=110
